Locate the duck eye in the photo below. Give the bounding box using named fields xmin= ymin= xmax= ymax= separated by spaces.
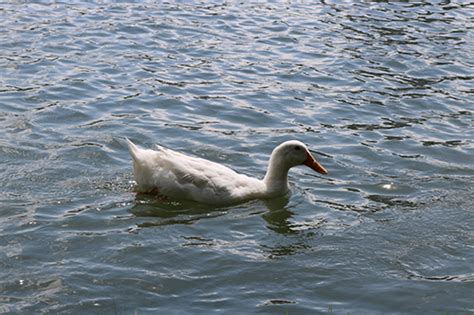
xmin=294 ymin=146 xmax=301 ymax=151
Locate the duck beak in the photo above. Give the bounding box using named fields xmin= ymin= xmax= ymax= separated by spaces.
xmin=304 ymin=152 xmax=328 ymax=174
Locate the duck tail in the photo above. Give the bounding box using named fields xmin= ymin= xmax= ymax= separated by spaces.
xmin=125 ymin=138 xmax=140 ymax=162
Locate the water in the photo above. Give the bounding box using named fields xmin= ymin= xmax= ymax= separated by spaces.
xmin=1 ymin=1 xmax=473 ymax=314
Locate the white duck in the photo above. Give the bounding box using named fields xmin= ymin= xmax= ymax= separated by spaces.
xmin=126 ymin=139 xmax=327 ymax=205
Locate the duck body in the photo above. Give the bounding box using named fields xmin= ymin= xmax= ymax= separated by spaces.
xmin=126 ymin=139 xmax=327 ymax=206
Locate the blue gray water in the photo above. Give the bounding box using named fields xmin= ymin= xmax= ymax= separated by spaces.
xmin=1 ymin=2 xmax=473 ymax=314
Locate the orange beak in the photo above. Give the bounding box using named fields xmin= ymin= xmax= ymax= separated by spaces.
xmin=303 ymin=152 xmax=328 ymax=174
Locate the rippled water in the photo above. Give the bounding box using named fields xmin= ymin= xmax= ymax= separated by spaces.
xmin=1 ymin=2 xmax=473 ymax=314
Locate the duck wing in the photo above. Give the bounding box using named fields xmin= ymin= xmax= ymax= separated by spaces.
xmin=127 ymin=139 xmax=264 ymax=204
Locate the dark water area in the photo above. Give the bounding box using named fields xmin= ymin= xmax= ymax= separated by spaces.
xmin=0 ymin=1 xmax=473 ymax=314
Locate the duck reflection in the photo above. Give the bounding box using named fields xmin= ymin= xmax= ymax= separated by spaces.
xmin=130 ymin=193 xmax=297 ymax=234
xmin=130 ymin=193 xmax=320 ymax=258
xmin=130 ymin=193 xmax=229 ymax=228
xmin=262 ymin=197 xmax=296 ymax=235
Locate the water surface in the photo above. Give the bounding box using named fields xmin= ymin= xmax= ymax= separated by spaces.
xmin=0 ymin=2 xmax=473 ymax=314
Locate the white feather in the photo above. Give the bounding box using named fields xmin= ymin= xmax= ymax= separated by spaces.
xmin=125 ymin=138 xmax=326 ymax=205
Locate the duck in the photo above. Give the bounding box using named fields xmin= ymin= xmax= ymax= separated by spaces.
xmin=126 ymin=139 xmax=327 ymax=206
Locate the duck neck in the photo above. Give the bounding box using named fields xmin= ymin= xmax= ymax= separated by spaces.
xmin=263 ymin=157 xmax=290 ymax=195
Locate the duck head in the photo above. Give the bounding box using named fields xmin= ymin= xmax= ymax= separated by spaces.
xmin=263 ymin=140 xmax=327 ymax=194
xmin=270 ymin=140 xmax=327 ymax=174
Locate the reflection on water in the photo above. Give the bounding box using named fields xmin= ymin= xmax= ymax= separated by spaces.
xmin=262 ymin=208 xmax=295 ymax=235
xmin=130 ymin=194 xmax=228 ymax=228
xmin=131 ymin=192 xmax=330 ymax=240
xmin=131 ymin=193 xmax=294 ymax=232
